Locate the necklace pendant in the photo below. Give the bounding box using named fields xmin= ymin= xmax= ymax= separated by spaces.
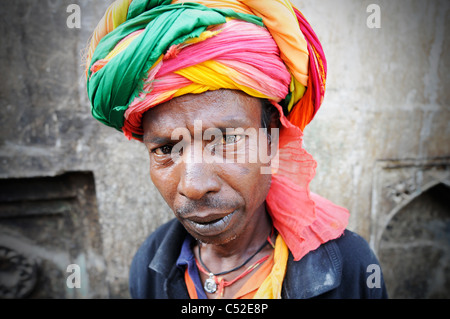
xmin=204 ymin=274 xmax=217 ymax=294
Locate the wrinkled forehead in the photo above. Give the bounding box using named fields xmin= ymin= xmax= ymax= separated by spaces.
xmin=142 ymin=89 xmax=263 ymax=139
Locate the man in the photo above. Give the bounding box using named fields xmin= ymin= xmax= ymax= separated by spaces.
xmin=85 ymin=0 xmax=388 ymax=299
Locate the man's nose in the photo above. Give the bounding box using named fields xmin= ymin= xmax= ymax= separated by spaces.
xmin=177 ymin=160 xmax=221 ymax=201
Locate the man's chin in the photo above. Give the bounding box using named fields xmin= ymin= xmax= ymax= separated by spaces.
xmin=193 ymin=232 xmax=239 ymax=246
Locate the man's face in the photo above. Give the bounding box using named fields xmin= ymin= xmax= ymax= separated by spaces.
xmin=142 ymin=89 xmax=273 ymax=245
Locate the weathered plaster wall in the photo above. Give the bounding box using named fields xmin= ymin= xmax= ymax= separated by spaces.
xmin=0 ymin=0 xmax=448 ymax=298
xmin=299 ymin=0 xmax=449 ymax=236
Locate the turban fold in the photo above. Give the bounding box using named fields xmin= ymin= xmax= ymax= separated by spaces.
xmin=85 ymin=0 xmax=348 ymax=275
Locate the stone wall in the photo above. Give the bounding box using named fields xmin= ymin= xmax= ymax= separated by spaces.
xmin=298 ymin=0 xmax=450 ymax=298
xmin=0 ymin=0 xmax=448 ymax=298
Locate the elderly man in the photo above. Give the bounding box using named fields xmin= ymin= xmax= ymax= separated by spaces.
xmin=85 ymin=0 xmax=388 ymax=299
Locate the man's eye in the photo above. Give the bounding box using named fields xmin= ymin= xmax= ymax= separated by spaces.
xmin=222 ymin=135 xmax=242 ymax=144
xmin=153 ymin=145 xmax=173 ymax=155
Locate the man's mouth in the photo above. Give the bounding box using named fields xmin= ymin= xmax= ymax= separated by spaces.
xmin=184 ymin=210 xmax=236 ymax=236
xmin=187 ymin=212 xmax=231 ymax=224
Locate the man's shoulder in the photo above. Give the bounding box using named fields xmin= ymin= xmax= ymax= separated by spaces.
xmin=333 ymin=230 xmax=377 ymax=265
xmin=329 ymin=229 xmax=388 ymax=298
xmin=129 ymin=218 xmax=186 ymax=298
xmin=283 ymin=229 xmax=388 ymax=299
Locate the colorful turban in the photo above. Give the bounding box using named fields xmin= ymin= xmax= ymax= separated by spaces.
xmin=85 ymin=0 xmax=349 ymax=290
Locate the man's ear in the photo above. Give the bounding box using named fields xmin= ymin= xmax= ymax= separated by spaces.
xmin=260 ymin=109 xmax=280 ymax=175
xmin=266 ymin=114 xmax=280 ymax=166
xmin=260 ymin=99 xmax=281 ymax=162
xmin=268 ymin=109 xmax=280 ymax=140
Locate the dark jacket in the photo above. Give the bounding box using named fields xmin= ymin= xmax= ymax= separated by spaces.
xmin=129 ymin=218 xmax=388 ymax=299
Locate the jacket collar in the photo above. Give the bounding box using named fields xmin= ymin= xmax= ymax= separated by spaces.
xmin=149 ymin=220 xmax=187 ymax=277
xmin=148 ymin=219 xmax=343 ymax=299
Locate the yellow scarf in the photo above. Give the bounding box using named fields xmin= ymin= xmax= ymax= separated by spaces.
xmin=253 ymin=234 xmax=289 ymax=299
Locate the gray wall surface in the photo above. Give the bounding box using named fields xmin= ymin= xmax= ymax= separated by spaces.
xmin=0 ymin=0 xmax=448 ymax=298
